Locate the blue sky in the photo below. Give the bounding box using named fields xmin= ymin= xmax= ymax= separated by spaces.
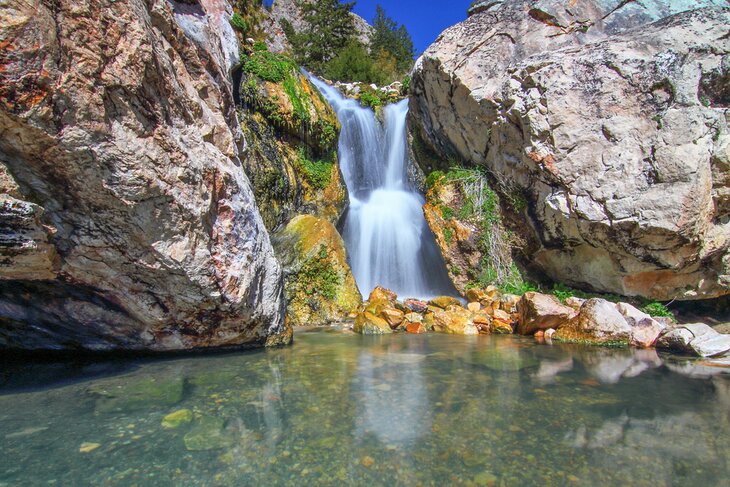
xmin=351 ymin=1 xmax=472 ymax=55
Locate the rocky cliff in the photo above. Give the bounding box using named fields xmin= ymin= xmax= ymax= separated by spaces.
xmin=409 ymin=0 xmax=730 ymax=301
xmin=0 ymin=0 xmax=290 ymax=351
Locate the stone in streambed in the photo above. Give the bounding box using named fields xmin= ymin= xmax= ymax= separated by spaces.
xmin=379 ymin=307 xmax=405 ymax=329
xmin=553 ymin=299 xmax=631 ymax=346
xmin=406 ymin=322 xmax=427 ymax=334
xmin=183 ymin=416 xmax=233 ymax=451
xmin=517 ymin=292 xmax=577 ymax=335
xmin=404 ymin=298 xmax=429 ymax=313
xmin=90 ymin=376 xmax=184 ymax=414
xmin=353 ymin=312 xmax=393 ymax=335
xmin=432 ymin=306 xmax=478 ymax=335
xmin=369 ymin=286 xmax=398 ymax=305
xmin=162 ymin=409 xmax=193 ymax=429
xmin=657 ymin=323 xmax=730 ymax=357
xmin=428 ymin=296 xmax=462 ymax=310
xmin=79 ymin=442 xmax=101 ymax=453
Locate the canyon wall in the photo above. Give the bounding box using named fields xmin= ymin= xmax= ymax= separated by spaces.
xmin=0 ymin=0 xmax=290 ymax=351
xmin=409 ymin=0 xmax=730 ymax=301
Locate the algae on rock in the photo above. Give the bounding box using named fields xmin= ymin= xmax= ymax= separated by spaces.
xmin=274 ymin=215 xmax=361 ymax=326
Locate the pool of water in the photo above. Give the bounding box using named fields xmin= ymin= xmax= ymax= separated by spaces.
xmin=1 ymin=330 xmax=728 ymax=486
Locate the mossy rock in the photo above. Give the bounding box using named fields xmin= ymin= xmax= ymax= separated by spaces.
xmin=353 ymin=312 xmax=393 ymax=335
xmin=89 ymin=376 xmax=184 ymax=414
xmin=183 ymin=416 xmax=234 ymax=451
xmin=274 ymin=214 xmax=361 ymax=326
xmin=162 ymin=409 xmax=193 ymax=429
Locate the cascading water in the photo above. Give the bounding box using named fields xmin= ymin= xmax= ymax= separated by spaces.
xmin=308 ymin=74 xmax=456 ymax=299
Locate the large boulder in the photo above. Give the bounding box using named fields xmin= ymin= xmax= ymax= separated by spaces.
xmin=0 ymin=0 xmax=288 ymax=351
xmin=554 ymin=298 xmax=633 ymax=345
xmin=657 ymin=323 xmax=730 ymax=357
xmin=517 ymin=292 xmax=577 ymax=335
xmin=273 ymin=214 xmax=361 ymax=326
xmin=409 ymin=1 xmax=730 ymax=301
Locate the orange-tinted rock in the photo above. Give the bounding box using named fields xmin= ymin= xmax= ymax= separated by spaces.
xmin=379 ymin=307 xmax=405 ymax=329
xmin=429 ymin=296 xmax=463 ymax=309
xmin=369 ymin=286 xmax=398 ymax=305
xmin=405 ymin=312 xmax=423 ymax=323
xmin=467 ymin=302 xmax=481 ymax=312
xmin=500 ymin=294 xmax=520 ymax=313
xmin=406 ymin=322 xmax=427 ymax=334
xmin=353 ymin=312 xmax=393 ymax=335
xmin=432 ymin=306 xmax=478 ymax=335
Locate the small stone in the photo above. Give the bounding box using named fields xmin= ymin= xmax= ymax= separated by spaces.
xmin=368 ymin=286 xmax=397 ymax=304
xmin=428 ymin=296 xmax=462 ymax=309
xmin=379 ymin=307 xmax=405 ymax=329
xmin=404 ymin=312 xmax=423 ymax=323
xmin=474 ymin=471 xmax=497 ymax=486
xmin=545 ymin=328 xmax=556 ymax=339
xmin=467 ymin=302 xmax=481 ymax=312
xmin=404 ymin=299 xmax=428 ymax=313
xmin=406 ymin=322 xmax=427 ymax=334
xmin=161 ymin=409 xmax=193 ymax=429
xmin=361 ymin=456 xmax=375 ymax=468
xmin=79 ymin=442 xmax=101 ymax=453
xmin=535 ymin=330 xmax=545 ymax=339
xmin=183 ymin=416 xmax=233 ymax=451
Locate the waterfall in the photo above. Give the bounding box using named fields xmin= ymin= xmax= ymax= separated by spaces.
xmin=308 ymin=74 xmax=456 ymax=299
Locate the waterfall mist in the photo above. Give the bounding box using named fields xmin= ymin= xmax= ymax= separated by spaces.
xmin=308 ymin=74 xmax=456 ymax=299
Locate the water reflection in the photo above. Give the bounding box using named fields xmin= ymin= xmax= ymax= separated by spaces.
xmin=0 ymin=332 xmax=728 ymax=486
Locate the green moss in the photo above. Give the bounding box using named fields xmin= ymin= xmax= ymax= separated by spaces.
xmin=244 ymin=48 xmax=298 ymax=83
xmin=297 ymin=148 xmax=333 ymax=190
xmin=443 ymin=227 xmax=453 ymax=245
xmin=440 ymin=205 xmax=454 ymax=219
xmin=319 ymin=122 xmax=338 ymax=151
xmin=299 ymin=245 xmax=341 ymax=300
xmin=426 ymin=170 xmax=445 ymax=188
xmin=451 ymin=265 xmax=462 ymax=276
xmin=283 ymin=75 xmax=310 ymax=124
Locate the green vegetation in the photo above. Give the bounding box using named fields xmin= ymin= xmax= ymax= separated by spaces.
xmin=641 ymin=301 xmax=674 ymax=318
xmin=299 ymin=245 xmax=341 ymax=300
xmin=369 ymin=5 xmax=415 ymax=73
xmin=244 ymin=48 xmax=298 ymax=83
xmin=358 ymin=87 xmax=387 ymax=109
xmin=426 ymin=170 xmax=445 ymax=188
xmin=230 ymin=13 xmax=249 ymax=33
xmin=443 ymin=227 xmax=453 ymax=245
xmin=297 ymin=148 xmax=333 ymax=190
xmin=284 ymin=2 xmax=414 ymax=85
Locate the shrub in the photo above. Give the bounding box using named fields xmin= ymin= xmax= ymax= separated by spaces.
xmin=425 ymin=171 xmax=445 ymax=188
xmin=641 ymin=301 xmax=674 ymax=318
xmin=230 ymin=13 xmax=249 ymax=33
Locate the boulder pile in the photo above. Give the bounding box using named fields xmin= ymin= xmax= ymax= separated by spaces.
xmin=352 ymin=287 xmax=730 ymax=359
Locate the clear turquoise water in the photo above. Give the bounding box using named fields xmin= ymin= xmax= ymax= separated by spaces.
xmin=1 ymin=329 xmax=728 ymax=486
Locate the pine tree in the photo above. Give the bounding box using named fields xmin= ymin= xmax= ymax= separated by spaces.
xmin=292 ymin=0 xmax=356 ymax=73
xmin=368 ymin=5 xmax=415 ymax=74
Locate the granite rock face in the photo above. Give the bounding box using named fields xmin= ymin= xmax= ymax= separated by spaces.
xmin=409 ymin=0 xmax=730 ymax=301
xmin=0 ymin=0 xmax=289 ymax=351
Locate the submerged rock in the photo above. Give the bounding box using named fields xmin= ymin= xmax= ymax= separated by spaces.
xmin=90 ymin=376 xmax=184 ymax=414
xmin=274 ymin=215 xmax=361 ymax=326
xmin=162 ymin=409 xmax=193 ymax=430
xmin=183 ymin=416 xmax=233 ymax=451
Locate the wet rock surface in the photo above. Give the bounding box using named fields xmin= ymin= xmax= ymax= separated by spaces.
xmin=409 ymin=0 xmax=730 ymax=301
